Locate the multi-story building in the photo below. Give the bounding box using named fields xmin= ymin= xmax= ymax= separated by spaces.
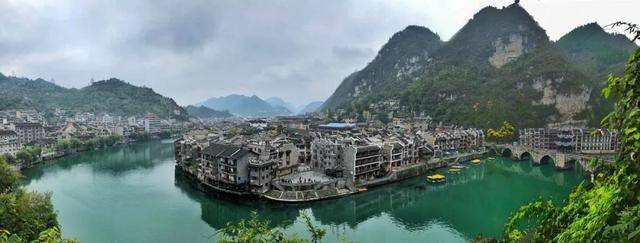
xmin=343 ymin=144 xmax=384 ymax=182
xmin=577 ymin=129 xmax=619 ymax=154
xmin=383 ymin=139 xmax=420 ymax=169
xmin=310 ymin=138 xmax=343 ymax=171
xmin=0 ymin=130 xmax=19 ymax=156
xmin=16 ymin=109 xmax=43 ymax=123
xmin=11 ymin=123 xmax=45 ymax=145
xmin=519 ymin=128 xmax=557 ymax=150
xmin=246 ymin=139 xmax=300 ymax=177
xmin=248 ymin=160 xmax=276 ymax=193
xmin=144 ymin=113 xmax=161 ymax=134
xmin=423 ymin=128 xmax=484 ymax=157
xmin=199 ymin=143 xmax=258 ymax=192
xmin=519 ymin=128 xmax=619 ymax=154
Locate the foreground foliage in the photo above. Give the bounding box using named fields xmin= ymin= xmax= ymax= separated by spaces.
xmin=0 ymin=156 xmax=75 ymax=243
xmin=501 ymin=46 xmax=640 ymax=242
xmin=217 ymin=211 xmax=326 ymax=243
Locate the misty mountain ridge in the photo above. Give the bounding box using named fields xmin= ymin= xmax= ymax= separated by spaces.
xmin=198 ymin=94 xmax=323 ymax=117
xmin=197 ymin=94 xmax=292 ymax=117
xmin=265 ymin=97 xmax=324 ymax=114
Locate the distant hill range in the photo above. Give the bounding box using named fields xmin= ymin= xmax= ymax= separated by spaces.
xmin=197 ymin=94 xmax=322 ymax=117
xmin=0 ymin=73 xmax=187 ymax=120
xmin=265 ymin=97 xmax=297 ymax=113
xmin=197 ymin=94 xmax=291 ymax=117
xmin=184 ymin=105 xmax=233 ymax=119
xmin=322 ymin=3 xmax=638 ymax=128
xmin=265 ymin=97 xmax=324 ymax=114
xmin=298 ymin=101 xmax=324 ymax=114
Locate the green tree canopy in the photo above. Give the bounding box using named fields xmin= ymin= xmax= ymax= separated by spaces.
xmin=500 ymin=46 xmax=640 ymax=242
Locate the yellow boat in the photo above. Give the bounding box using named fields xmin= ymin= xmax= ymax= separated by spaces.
xmin=471 ymin=159 xmax=481 ymax=164
xmin=448 ymin=168 xmax=462 ymax=174
xmin=427 ymin=173 xmax=446 ymax=183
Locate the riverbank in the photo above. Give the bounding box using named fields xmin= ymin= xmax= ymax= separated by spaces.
xmin=178 ymin=149 xmax=489 ymax=203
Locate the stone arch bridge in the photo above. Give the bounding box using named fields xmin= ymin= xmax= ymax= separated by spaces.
xmin=489 ymin=144 xmax=604 ymax=172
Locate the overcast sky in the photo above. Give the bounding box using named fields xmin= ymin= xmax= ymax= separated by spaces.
xmin=1 ymin=0 xmax=638 ymax=106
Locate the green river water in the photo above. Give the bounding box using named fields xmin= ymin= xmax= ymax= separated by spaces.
xmin=22 ymin=139 xmax=584 ymax=243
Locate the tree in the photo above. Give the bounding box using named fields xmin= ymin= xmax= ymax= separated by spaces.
xmin=500 ymin=42 xmax=640 ymax=241
xmin=2 ymin=154 xmax=16 ymax=165
xmin=69 ymin=138 xmax=82 ymax=150
xmin=0 ymin=156 xmax=21 ymax=193
xmin=55 ymin=139 xmax=71 ymax=153
xmin=486 ymin=121 xmax=516 ymax=143
xmin=0 ymin=159 xmax=75 ymax=242
xmin=217 ymin=211 xmax=326 ymax=243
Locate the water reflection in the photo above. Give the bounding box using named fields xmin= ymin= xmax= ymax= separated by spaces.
xmin=175 ymin=157 xmax=584 ymax=239
xmin=23 ymin=140 xmax=174 ymax=183
xmin=23 ymin=141 xmax=584 ymax=241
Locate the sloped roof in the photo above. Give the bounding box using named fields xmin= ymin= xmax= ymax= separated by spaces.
xmin=203 ymin=143 xmax=257 ymax=159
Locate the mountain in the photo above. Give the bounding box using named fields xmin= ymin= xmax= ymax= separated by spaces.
xmin=198 ymin=94 xmax=291 ymax=117
xmin=0 ymin=74 xmax=187 ymax=120
xmin=299 ymin=101 xmax=323 ymax=114
xmin=323 ymin=25 xmax=444 ymax=109
xmin=323 ymin=3 xmax=632 ymax=128
xmin=556 ymin=23 xmax=638 ymax=125
xmin=557 ymin=23 xmax=637 ymax=78
xmin=265 ymin=97 xmax=297 ymax=112
xmin=184 ymin=105 xmax=233 ymax=119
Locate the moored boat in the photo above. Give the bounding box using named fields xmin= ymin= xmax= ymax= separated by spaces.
xmin=426 ymin=174 xmax=446 ymax=183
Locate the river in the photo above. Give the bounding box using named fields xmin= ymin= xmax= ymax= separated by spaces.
xmin=22 ymin=139 xmax=584 ymax=242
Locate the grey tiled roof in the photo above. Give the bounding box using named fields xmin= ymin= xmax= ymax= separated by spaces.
xmin=203 ymin=143 xmax=256 ymax=159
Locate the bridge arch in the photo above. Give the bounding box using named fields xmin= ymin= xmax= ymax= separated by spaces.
xmin=489 ymin=147 xmax=499 ymax=156
xmin=540 ymin=155 xmax=555 ymax=165
xmin=519 ymin=151 xmax=533 ymax=161
xmin=501 ymin=148 xmax=513 ymax=158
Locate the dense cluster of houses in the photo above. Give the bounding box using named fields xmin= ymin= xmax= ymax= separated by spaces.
xmin=0 ymin=109 xmax=183 ymax=160
xmin=174 ymin=116 xmax=486 ymax=200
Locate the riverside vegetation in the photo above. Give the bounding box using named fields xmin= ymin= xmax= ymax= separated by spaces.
xmin=495 ymin=24 xmax=640 ymax=243
xmin=0 ymin=156 xmax=75 ymax=243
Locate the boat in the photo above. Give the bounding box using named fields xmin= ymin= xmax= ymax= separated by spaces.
xmin=450 ymin=164 xmax=466 ymax=169
xmin=426 ymin=174 xmax=446 ymax=183
xmin=488 ymin=157 xmax=496 ymax=160
xmin=471 ymin=159 xmax=481 ymax=164
xmin=357 ymin=188 xmax=368 ymax=193
xmin=448 ymin=168 xmax=462 ymax=174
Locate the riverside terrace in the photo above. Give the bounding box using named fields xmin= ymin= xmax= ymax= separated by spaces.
xmin=174 ymin=120 xmax=486 ymax=202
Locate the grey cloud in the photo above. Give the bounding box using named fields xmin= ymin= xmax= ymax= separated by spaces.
xmin=1 ymin=0 xmax=638 ymax=106
xmin=332 ymin=46 xmax=375 ymax=60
